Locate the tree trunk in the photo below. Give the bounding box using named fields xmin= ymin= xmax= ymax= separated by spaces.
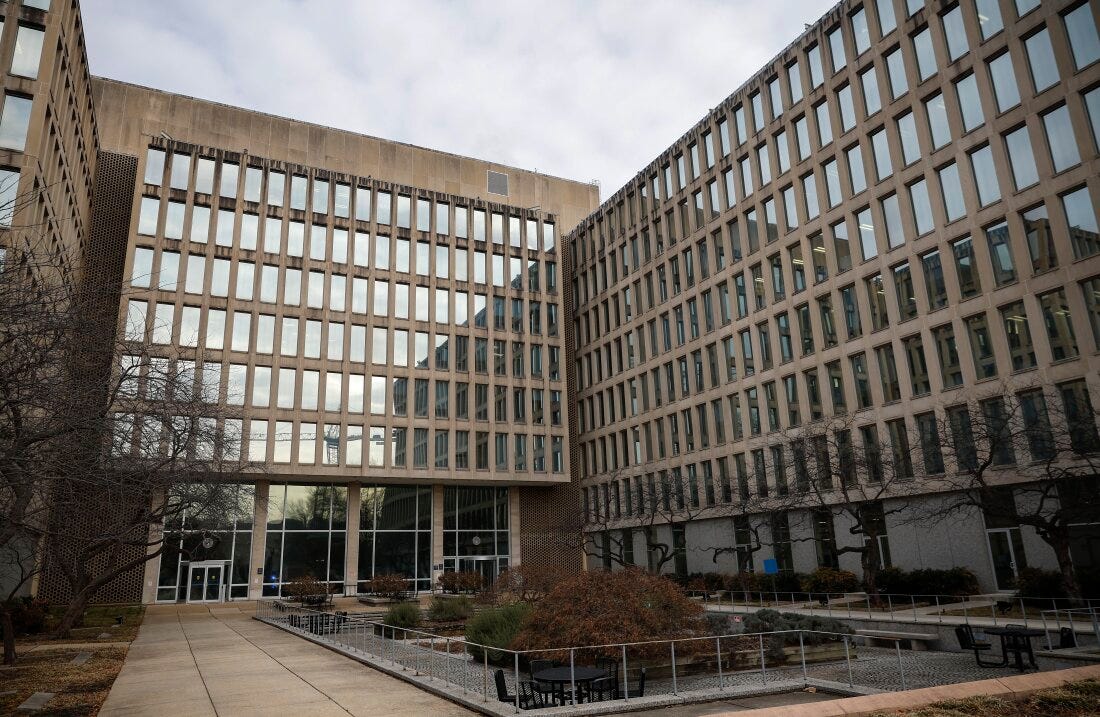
xmin=861 ymin=549 xmax=879 ymax=602
xmin=2 ymin=608 xmax=16 ymax=666
xmin=52 ymin=590 xmax=90 ymax=639
xmin=1051 ymin=536 xmax=1084 ymax=605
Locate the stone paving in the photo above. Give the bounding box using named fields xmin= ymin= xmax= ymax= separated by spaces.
xmin=99 ymin=608 xmax=474 ymax=717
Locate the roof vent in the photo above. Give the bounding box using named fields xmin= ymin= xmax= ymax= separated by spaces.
xmin=487 ymin=170 xmax=509 ymax=196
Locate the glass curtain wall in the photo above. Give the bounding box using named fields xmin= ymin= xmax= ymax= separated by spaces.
xmin=263 ymin=483 xmax=347 ymax=596
xmin=157 ymin=484 xmax=254 ymax=601
xmin=358 ymin=484 xmax=432 ymax=592
xmin=443 ymin=486 xmax=510 ymax=584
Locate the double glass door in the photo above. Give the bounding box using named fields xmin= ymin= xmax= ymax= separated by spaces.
xmin=458 ymin=557 xmax=498 ymax=587
xmin=187 ymin=562 xmax=225 ymax=603
xmin=987 ymin=528 xmax=1026 ymax=591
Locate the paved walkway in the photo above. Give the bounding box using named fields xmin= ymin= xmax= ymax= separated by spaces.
xmin=99 ymin=608 xmax=474 ymax=717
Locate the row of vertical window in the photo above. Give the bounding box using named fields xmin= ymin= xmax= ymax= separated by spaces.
xmin=135 ymin=199 xmax=559 ymax=293
xmin=115 ymin=413 xmax=564 ymax=474
xmin=142 ymin=148 xmax=557 ymax=251
xmin=576 ymin=185 xmax=1098 ymax=389
xmin=582 ymin=378 xmax=1097 ymax=509
xmin=118 ymin=354 xmax=563 ymax=427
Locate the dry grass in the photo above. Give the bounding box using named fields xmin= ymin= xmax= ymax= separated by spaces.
xmin=2 ymin=604 xmax=145 ymax=715
xmin=0 ymin=646 xmax=128 ymax=716
xmin=870 ymin=679 xmax=1100 ymax=716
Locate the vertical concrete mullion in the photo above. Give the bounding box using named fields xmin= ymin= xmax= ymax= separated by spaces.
xmin=248 ymin=481 xmax=269 ymax=601
xmin=344 ymin=483 xmax=361 ymax=596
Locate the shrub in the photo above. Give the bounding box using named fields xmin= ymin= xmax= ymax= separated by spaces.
xmin=491 ymin=565 xmax=567 ymax=604
xmin=465 ymin=601 xmax=532 ymax=664
xmin=512 ymin=568 xmax=704 ymax=659
xmin=437 ymin=570 xmax=483 ymax=594
xmin=742 ymin=608 xmax=853 ymax=661
xmin=385 ymin=602 xmax=421 ymax=629
xmin=874 ymin=567 xmax=981 ymax=597
xmin=4 ymin=597 xmax=48 ymax=635
xmin=800 ymin=568 xmax=860 ymax=594
xmin=1015 ymin=568 xmax=1067 ymax=600
xmin=723 ymin=571 xmax=805 ymax=596
xmin=427 ymin=596 xmax=473 ymax=622
xmin=366 ymin=573 xmax=409 ymax=601
xmin=283 ymin=575 xmax=329 ymax=601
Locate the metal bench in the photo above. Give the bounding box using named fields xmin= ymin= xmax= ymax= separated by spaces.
xmin=856 ymin=628 xmax=938 ymax=650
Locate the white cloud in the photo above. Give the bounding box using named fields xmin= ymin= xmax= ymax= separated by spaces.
xmin=82 ymin=0 xmax=837 ymax=200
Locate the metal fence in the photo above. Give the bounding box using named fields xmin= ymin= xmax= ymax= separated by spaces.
xmin=687 ymin=589 xmax=1100 ymax=628
xmin=254 ymin=599 xmax=1028 ymax=714
xmin=1039 ymin=605 xmax=1100 ymax=649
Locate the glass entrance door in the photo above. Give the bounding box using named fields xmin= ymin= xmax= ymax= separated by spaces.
xmin=459 ymin=557 xmax=497 ymax=587
xmin=987 ymin=528 xmax=1024 ymax=591
xmin=187 ymin=563 xmax=224 ymax=603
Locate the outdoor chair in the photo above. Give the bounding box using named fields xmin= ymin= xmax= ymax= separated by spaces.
xmin=1059 ymin=627 xmax=1077 ymax=649
xmin=528 ymin=659 xmax=562 ymax=702
xmin=588 ymin=657 xmax=620 ymax=701
xmin=955 ymin=625 xmax=1000 ymax=667
xmin=494 ymin=669 xmax=544 ymax=710
xmin=626 ymin=668 xmax=646 ymax=698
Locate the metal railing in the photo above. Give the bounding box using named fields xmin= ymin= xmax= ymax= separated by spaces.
xmin=685 ymin=589 xmax=1100 ymax=629
xmin=254 ymin=599 xmax=1018 ymax=714
xmin=1039 ymin=606 xmax=1100 ymax=650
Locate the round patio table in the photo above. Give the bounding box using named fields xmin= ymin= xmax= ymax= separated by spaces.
xmin=532 ymin=666 xmax=606 ymax=704
xmin=984 ymin=626 xmax=1044 ymax=672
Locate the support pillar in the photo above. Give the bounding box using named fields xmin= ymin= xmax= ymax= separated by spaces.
xmin=344 ymin=483 xmax=361 ymax=596
xmin=509 ymin=487 xmax=522 ymax=566
xmin=248 ymin=481 xmax=269 ymax=601
xmin=433 ymin=484 xmax=445 ymax=586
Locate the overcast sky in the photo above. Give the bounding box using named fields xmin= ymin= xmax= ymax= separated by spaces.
xmin=83 ymin=0 xmax=837 ymax=200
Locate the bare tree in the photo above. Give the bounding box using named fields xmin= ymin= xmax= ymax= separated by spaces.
xmin=558 ymin=467 xmax=747 ymax=575
xmin=771 ymin=413 xmax=918 ymax=598
xmin=918 ymin=379 xmax=1100 ymax=602
xmin=1 ymin=218 xmax=253 ymax=660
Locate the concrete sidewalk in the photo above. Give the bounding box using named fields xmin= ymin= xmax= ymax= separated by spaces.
xmin=99 ymin=607 xmax=474 ymax=717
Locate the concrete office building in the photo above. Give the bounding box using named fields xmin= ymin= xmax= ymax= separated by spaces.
xmin=569 ymin=0 xmax=1100 ymax=592
xmin=4 ymin=0 xmax=1100 ymax=606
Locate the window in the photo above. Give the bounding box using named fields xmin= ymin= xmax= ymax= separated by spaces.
xmin=912 ymin=27 xmax=937 ymax=81
xmin=897 ymin=111 xmax=920 ymax=165
xmin=1025 ymin=28 xmax=1059 ymax=93
xmin=942 ymin=6 xmax=968 ymax=61
xmin=846 ymin=145 xmax=866 ymax=194
xmin=1039 ymin=289 xmax=1079 ymax=360
xmin=881 ymin=193 xmax=904 ymax=248
xmin=965 ymin=312 xmax=998 ymax=379
xmin=933 ymin=323 xmax=963 ymax=387
xmin=956 ymin=73 xmax=984 ymax=132
xmin=1063 ymin=187 xmax=1099 ymax=260
xmin=924 ymin=92 xmax=950 ymax=149
xmin=851 ymin=7 xmax=870 ymax=55
xmin=1064 ymin=3 xmax=1100 ymax=70
xmin=838 ymin=84 xmax=856 ymax=132
xmin=867 ymin=274 xmax=889 ymax=331
xmin=1004 ymin=126 xmax=1038 ymax=190
xmin=893 ymin=262 xmax=917 ymax=320
xmin=11 ymin=25 xmax=45 ymax=79
xmin=985 ymin=221 xmax=1017 ymax=286
xmin=861 ymin=66 xmax=881 ymax=116
xmin=871 ymin=128 xmax=892 ymax=180
xmin=1023 ymin=204 xmax=1057 ymax=273
xmin=922 ymin=250 xmax=948 ymax=310
xmin=976 ymin=0 xmax=1003 ymax=39
xmin=989 ymin=53 xmax=1021 ymax=112
xmin=1042 ymin=105 xmax=1080 ymax=173
xmin=938 ymin=162 xmax=965 ymax=222
xmin=877 ymin=0 xmax=897 ymax=35
xmin=815 ymin=101 xmax=833 ymax=147
xmin=0 ymin=94 xmax=33 ymax=151
xmin=829 ymin=26 xmax=847 ymax=72
xmin=969 ymin=145 xmax=1001 ymax=207
xmin=886 ymin=48 xmax=908 ymax=99
xmin=1082 ymin=277 xmax=1100 ymax=350
xmin=1000 ymin=301 xmax=1037 ymax=370
xmin=952 ymin=236 xmax=981 ymax=298
xmin=857 ymin=207 xmax=877 ymax=260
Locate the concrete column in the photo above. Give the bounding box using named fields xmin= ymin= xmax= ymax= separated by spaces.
xmin=141 ymin=489 xmax=166 ymax=604
xmin=509 ymin=487 xmax=522 ymax=566
xmin=432 ymin=484 xmax=445 ymax=586
xmin=248 ymin=481 xmax=269 ymax=601
xmin=344 ymin=483 xmax=361 ymax=596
